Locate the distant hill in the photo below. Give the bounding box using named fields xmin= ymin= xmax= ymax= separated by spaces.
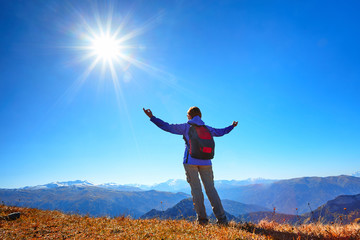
xmin=211 ymin=199 xmax=270 ymax=216
xmin=141 ymin=198 xmax=197 ymax=220
xmin=141 ymin=198 xmax=302 ymax=224
xmin=0 ymin=186 xmax=188 ymax=218
xmin=217 ymin=175 xmax=360 ymax=214
xmin=141 ymin=198 xmax=269 ymax=220
xmin=303 ymin=193 xmax=360 ymax=224
xmin=141 ymin=198 xmax=238 ymax=222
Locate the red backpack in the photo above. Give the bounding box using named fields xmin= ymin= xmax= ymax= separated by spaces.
xmin=186 ymin=124 xmax=215 ymax=160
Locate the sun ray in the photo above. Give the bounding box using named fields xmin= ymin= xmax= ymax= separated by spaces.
xmin=66 ymin=3 xmax=168 ymax=84
xmin=108 ymin=58 xmax=142 ymax=158
xmin=77 ymin=57 xmax=102 ymax=87
xmin=64 ymin=5 xmax=188 ymax=103
xmin=117 ymin=53 xmax=175 ymax=83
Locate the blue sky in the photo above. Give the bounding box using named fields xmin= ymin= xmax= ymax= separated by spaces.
xmin=1 ymin=0 xmax=360 ymax=188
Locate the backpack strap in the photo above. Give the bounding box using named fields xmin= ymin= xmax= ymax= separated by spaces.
xmin=183 ymin=123 xmax=197 ymax=163
xmin=183 ymin=135 xmax=189 ymax=147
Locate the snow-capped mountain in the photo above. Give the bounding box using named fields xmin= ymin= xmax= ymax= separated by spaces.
xmin=23 ymin=180 xmax=94 ymax=189
xmin=22 ymin=180 xmax=143 ymax=192
xmin=215 ymin=178 xmax=277 ymax=188
xmin=125 ymin=179 xmax=189 ymax=192
xmin=149 ymin=179 xmax=189 ymax=192
xmin=21 ymin=178 xmax=276 ymax=192
xmin=97 ymin=183 xmax=143 ymax=191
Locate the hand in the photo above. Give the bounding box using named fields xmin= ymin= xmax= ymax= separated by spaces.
xmin=143 ymin=108 xmax=153 ymax=118
xmin=232 ymin=121 xmax=238 ymax=127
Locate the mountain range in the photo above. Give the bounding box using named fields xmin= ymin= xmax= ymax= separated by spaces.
xmin=2 ymin=174 xmax=360 ymax=221
xmin=217 ymin=175 xmax=360 ymax=214
xmin=21 ymin=175 xmax=360 ymax=215
xmin=0 ymin=186 xmax=187 ymax=218
xmin=0 ymin=184 xmax=268 ymax=219
xmin=22 ymin=178 xmax=277 ymax=194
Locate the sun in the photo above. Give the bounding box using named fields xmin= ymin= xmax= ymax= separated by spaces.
xmin=90 ymin=34 xmax=121 ymax=61
xmin=72 ymin=15 xmax=144 ymax=85
xmin=67 ymin=8 xmax=172 ymax=101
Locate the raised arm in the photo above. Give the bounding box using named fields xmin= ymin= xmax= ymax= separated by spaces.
xmin=143 ymin=108 xmax=187 ymax=135
xmin=207 ymin=121 xmax=238 ymax=137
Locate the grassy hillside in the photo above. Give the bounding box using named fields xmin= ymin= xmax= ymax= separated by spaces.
xmin=1 ymin=205 xmax=360 ymax=239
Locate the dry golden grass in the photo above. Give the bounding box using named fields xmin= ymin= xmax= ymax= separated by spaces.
xmin=0 ymin=205 xmax=265 ymax=240
xmin=257 ymin=219 xmax=360 ymax=239
xmin=1 ymin=204 xmax=360 ymax=239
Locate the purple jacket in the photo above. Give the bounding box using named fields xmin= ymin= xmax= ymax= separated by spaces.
xmin=150 ymin=115 xmax=234 ymax=165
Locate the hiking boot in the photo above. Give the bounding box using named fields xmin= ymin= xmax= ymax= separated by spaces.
xmin=216 ymin=217 xmax=228 ymax=226
xmin=197 ymin=218 xmax=209 ymax=226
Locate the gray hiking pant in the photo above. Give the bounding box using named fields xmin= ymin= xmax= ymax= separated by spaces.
xmin=183 ymin=164 xmax=226 ymax=223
